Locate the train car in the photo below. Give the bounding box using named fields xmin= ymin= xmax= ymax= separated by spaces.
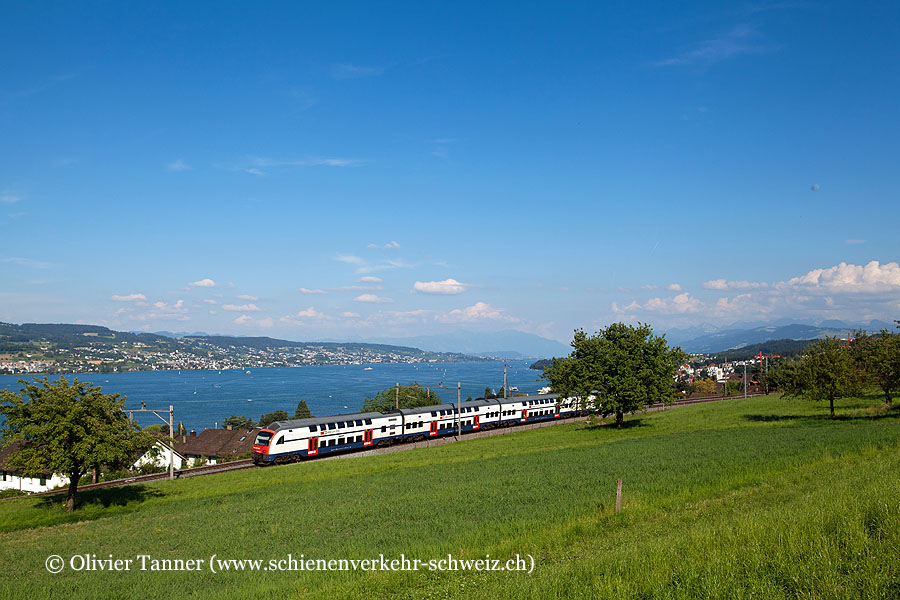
xmin=497 ymin=393 xmax=561 ymax=426
xmin=396 ymin=398 xmax=500 ymax=442
xmin=252 ymin=411 xmax=401 ymax=465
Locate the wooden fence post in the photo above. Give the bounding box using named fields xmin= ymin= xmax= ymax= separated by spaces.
xmin=615 ymin=478 xmax=622 ymax=514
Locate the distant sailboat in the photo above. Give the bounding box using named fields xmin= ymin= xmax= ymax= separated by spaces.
xmin=363 ymin=367 xmax=373 ymax=371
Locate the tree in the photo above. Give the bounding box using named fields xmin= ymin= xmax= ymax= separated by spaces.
xmin=362 ymin=382 xmax=436 ymax=413
xmin=693 ymin=378 xmax=718 ymax=396
xmin=542 ymin=323 xmax=686 ymax=428
xmin=0 ymin=376 xmax=150 ymax=511
xmin=258 ymin=410 xmax=289 ymax=428
xmin=851 ymin=324 xmax=900 ymax=405
xmin=781 ymin=337 xmax=859 ymax=418
xmin=223 ymin=415 xmax=256 ymax=429
xmin=483 ymin=386 xmax=495 ymax=399
xmin=294 ymin=400 xmax=313 ymax=419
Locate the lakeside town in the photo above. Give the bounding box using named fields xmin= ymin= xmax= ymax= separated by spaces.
xmin=0 ymin=322 xmax=484 ymax=375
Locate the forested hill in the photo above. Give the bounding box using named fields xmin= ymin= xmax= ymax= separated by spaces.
xmin=0 ymin=322 xmax=487 ymax=375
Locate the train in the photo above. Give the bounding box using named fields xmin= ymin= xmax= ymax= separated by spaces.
xmin=251 ymin=392 xmax=589 ymax=465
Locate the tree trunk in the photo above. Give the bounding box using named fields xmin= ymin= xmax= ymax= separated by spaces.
xmin=616 ymin=410 xmax=623 ymax=429
xmin=829 ymin=397 xmax=835 ymax=419
xmin=65 ymin=474 xmax=79 ymax=512
xmin=885 ymin=390 xmax=892 ymax=406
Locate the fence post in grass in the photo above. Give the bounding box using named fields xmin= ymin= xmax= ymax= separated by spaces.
xmin=615 ymin=478 xmax=622 ymax=513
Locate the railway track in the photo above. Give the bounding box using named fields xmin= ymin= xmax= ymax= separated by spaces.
xmin=2 ymin=393 xmax=764 ymax=501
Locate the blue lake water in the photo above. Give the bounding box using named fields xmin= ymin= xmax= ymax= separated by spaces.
xmin=0 ymin=360 xmax=545 ymax=430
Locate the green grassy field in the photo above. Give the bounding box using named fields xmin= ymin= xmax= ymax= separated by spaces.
xmin=1 ymin=393 xmax=899 ymax=599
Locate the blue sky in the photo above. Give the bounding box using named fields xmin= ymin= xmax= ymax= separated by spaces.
xmin=2 ymin=2 xmax=899 ymax=343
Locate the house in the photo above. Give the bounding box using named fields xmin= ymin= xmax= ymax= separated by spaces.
xmin=173 ymin=427 xmax=259 ymax=467
xmin=0 ymin=442 xmax=69 ymax=494
xmin=133 ymin=438 xmax=189 ymax=471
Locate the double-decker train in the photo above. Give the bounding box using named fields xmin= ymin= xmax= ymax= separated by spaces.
xmin=251 ymin=392 xmax=588 ymax=465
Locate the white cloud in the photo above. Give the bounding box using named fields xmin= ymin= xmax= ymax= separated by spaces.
xmin=253 ymin=157 xmax=363 ymax=168
xmin=298 ymin=287 xmax=326 ymax=294
xmin=236 ymin=294 xmax=259 ymax=301
xmin=111 ymin=293 xmax=146 ymax=302
xmin=357 ymin=276 xmax=382 ymax=283
xmin=703 ymin=279 xmax=768 ymax=290
xmin=258 ymin=317 xmax=274 ymax=328
xmin=203 ymin=299 xmax=217 ymax=304
xmin=233 ymin=315 xmax=253 ymax=325
xmin=245 ymin=168 xmax=266 ymax=176
xmin=440 ymin=301 xmax=518 ymax=323
xmin=667 ymin=283 xmax=682 ymax=291
xmin=642 ymin=293 xmax=703 ymax=314
xmin=190 ymin=278 xmax=216 ymax=288
xmin=355 ymin=294 xmax=392 ymax=303
xmin=331 ymin=63 xmax=385 ymax=79
xmin=2 ymin=257 xmax=51 ymax=269
xmin=0 ymin=193 xmax=21 ymax=204
xmin=384 ymin=240 xmax=400 ymax=249
xmin=167 ymin=159 xmax=192 ymax=172
xmin=413 ymin=278 xmax=469 ymax=295
xmin=222 ymin=303 xmax=260 ymax=312
xmin=336 ymin=254 xmax=364 ymax=264
xmin=654 ymin=24 xmax=773 ymax=67
xmin=342 ymin=311 xmax=360 ymax=318
xmin=295 ymin=307 xmax=323 ymax=318
xmin=785 ymin=261 xmax=900 ymax=293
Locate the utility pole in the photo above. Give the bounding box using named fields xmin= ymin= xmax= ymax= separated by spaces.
xmin=457 ymin=381 xmax=461 ymax=437
xmin=503 ymin=364 xmax=508 ymax=399
xmin=743 ymin=364 xmax=747 ymax=398
xmin=395 ymin=382 xmax=399 ymax=410
xmin=128 ymin=403 xmax=175 ymax=480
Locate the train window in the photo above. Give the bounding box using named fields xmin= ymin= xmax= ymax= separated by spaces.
xmin=431 ymin=411 xmax=437 ymax=417
xmin=338 ymin=437 xmax=345 ymax=445
xmin=522 ymin=401 xmax=527 ymax=406
xmin=253 ymin=431 xmax=273 ymax=446
xmin=328 ymin=423 xmax=336 ymax=430
xmin=356 ymin=420 xmax=363 ymax=426
xmin=475 ymin=407 xmax=479 ymax=412
xmin=276 ymin=437 xmax=284 ymax=445
xmin=329 ymin=439 xmax=336 ymax=446
xmin=339 ymin=422 xmax=346 ymax=428
xmin=365 ymin=418 xmax=372 ymax=425
xmin=381 ymin=426 xmax=386 ymax=433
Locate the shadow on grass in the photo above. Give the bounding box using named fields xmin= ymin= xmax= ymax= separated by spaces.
xmin=36 ymin=484 xmax=164 ymax=510
xmin=585 ymin=418 xmax=648 ymax=430
xmin=744 ymin=405 xmax=900 ymax=425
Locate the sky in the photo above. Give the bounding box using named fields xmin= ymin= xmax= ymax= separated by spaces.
xmin=2 ymin=1 xmax=899 ymax=343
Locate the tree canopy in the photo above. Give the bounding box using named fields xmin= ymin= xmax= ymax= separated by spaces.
xmin=542 ymin=323 xmax=686 ymax=428
xmin=294 ymin=400 xmax=313 ymax=419
xmin=362 ymin=382 xmax=436 ymax=413
xmin=851 ymin=324 xmax=900 ymax=405
xmin=258 ymin=410 xmax=289 ymax=428
xmin=223 ymin=415 xmax=256 ymax=429
xmin=778 ymin=337 xmax=859 ymax=418
xmin=0 ymin=376 xmax=150 ymax=511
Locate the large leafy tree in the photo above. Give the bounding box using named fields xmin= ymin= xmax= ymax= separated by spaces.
xmin=0 ymin=377 xmax=150 ymax=511
xmin=543 ymin=323 xmax=686 ymax=428
xmin=362 ymin=382 xmax=436 ymax=413
xmin=851 ymin=323 xmax=900 ymax=405
xmin=781 ymin=337 xmax=859 ymax=418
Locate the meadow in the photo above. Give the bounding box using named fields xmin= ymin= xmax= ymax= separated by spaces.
xmin=1 ymin=393 xmax=898 ymax=599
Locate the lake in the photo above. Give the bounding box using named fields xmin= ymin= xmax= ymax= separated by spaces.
xmin=0 ymin=360 xmax=546 ymax=430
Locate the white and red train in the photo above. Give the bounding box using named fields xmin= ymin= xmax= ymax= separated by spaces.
xmin=251 ymin=393 xmax=586 ymax=465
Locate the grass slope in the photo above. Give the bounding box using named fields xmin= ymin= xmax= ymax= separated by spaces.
xmin=1 ymin=394 xmax=899 ymax=599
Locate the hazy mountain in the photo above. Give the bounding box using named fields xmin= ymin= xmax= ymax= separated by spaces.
xmin=676 ymin=320 xmax=895 ymax=353
xmin=360 ymin=330 xmax=570 ymax=359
